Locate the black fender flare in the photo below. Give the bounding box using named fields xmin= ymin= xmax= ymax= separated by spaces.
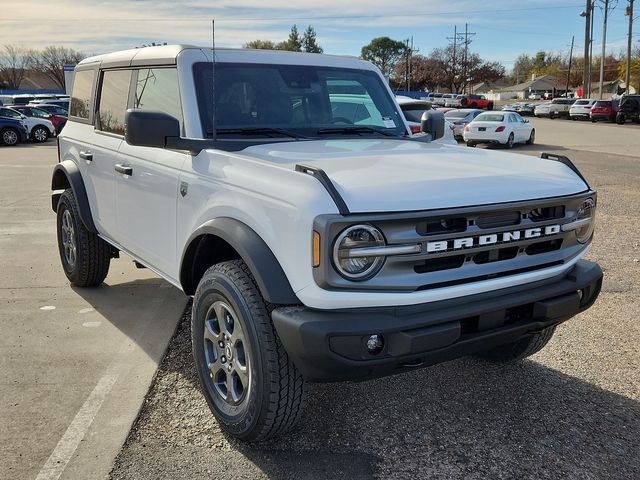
xmin=51 ymin=160 xmax=97 ymax=233
xmin=180 ymin=217 xmax=299 ymax=305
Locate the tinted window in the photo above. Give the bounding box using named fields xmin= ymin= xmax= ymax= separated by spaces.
xmin=70 ymin=69 xmax=95 ymax=119
xmin=0 ymin=108 xmax=21 ymax=119
xmin=193 ymin=62 xmax=405 ymax=137
xmin=134 ymin=68 xmax=182 ymax=123
xmin=476 ymin=113 xmax=504 ymax=122
xmin=98 ymin=70 xmax=131 ymax=135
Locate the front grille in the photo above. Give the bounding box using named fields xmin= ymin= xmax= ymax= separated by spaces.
xmin=314 ymin=192 xmax=593 ymax=292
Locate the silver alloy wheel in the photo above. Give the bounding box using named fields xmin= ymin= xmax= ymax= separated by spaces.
xmin=60 ymin=209 xmax=77 ymax=268
xmin=2 ymin=129 xmax=18 ymax=145
xmin=203 ymin=300 xmax=250 ymax=406
xmin=33 ymin=127 xmax=48 ymax=142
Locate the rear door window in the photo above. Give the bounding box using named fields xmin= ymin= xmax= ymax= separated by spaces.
xmin=97 ymin=69 xmax=132 ymax=135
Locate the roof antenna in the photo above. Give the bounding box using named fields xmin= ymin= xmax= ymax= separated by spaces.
xmin=211 ymin=19 xmax=216 ymax=142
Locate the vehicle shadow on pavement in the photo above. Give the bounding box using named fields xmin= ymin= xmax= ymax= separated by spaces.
xmin=71 ymin=277 xmax=186 ymax=361
xmin=110 ymin=304 xmax=640 ymax=480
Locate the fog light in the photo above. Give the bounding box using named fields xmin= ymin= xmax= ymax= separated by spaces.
xmin=366 ymin=334 xmax=384 ymax=355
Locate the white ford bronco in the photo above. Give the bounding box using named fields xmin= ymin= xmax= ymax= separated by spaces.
xmin=52 ymin=45 xmax=602 ymax=441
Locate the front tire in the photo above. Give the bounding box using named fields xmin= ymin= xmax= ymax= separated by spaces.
xmin=192 ymin=260 xmax=305 ymax=442
xmin=466 ymin=141 xmax=476 ymax=147
xmin=56 ymin=189 xmax=111 ymax=286
xmin=31 ymin=125 xmax=49 ymax=143
xmin=478 ymin=327 xmax=556 ymax=362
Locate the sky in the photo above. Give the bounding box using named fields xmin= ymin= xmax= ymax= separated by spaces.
xmin=1 ymin=0 xmax=638 ymax=71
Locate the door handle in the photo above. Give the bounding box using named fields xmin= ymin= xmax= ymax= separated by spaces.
xmin=79 ymin=151 xmax=93 ymax=161
xmin=114 ymin=164 xmax=133 ymax=176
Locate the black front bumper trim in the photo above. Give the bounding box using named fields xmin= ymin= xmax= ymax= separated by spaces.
xmin=272 ymin=260 xmax=602 ymax=382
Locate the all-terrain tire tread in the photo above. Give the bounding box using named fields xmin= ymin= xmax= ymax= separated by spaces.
xmin=58 ymin=189 xmax=110 ymax=287
xmin=480 ymin=326 xmax=556 ymax=362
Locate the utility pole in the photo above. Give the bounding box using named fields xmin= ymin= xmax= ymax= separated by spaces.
xmin=447 ymin=26 xmax=458 ymax=92
xmin=462 ymin=23 xmax=476 ymax=94
xmin=582 ymin=1 xmax=592 ymax=98
xmin=567 ymin=35 xmax=575 ymax=97
xmin=626 ymin=0 xmax=635 ymax=92
xmin=598 ymin=0 xmax=610 ymax=99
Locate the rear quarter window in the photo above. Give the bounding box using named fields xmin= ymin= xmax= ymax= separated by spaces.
xmin=70 ymin=69 xmax=96 ymax=121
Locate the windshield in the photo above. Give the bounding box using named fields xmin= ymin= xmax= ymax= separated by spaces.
xmin=193 ymin=62 xmax=406 ymax=138
xmin=475 ymin=113 xmax=504 ymax=122
xmin=574 ymin=100 xmax=590 ymax=105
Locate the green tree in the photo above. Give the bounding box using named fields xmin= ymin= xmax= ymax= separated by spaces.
xmin=244 ymin=39 xmax=277 ymax=50
xmin=277 ymin=25 xmax=303 ymax=52
xmin=361 ymin=37 xmax=407 ymax=76
xmin=301 ymin=26 xmax=323 ymax=53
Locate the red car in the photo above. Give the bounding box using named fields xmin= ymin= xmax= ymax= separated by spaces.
xmin=590 ymin=100 xmax=619 ymax=123
xmin=11 ymin=105 xmax=67 ymax=134
xmin=460 ymin=94 xmax=494 ymax=110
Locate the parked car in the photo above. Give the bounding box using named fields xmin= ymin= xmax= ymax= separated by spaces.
xmin=501 ymin=104 xmax=517 ymax=112
xmin=460 ymin=94 xmax=493 ymax=110
xmin=463 ymin=111 xmax=535 ymax=148
xmin=549 ymin=98 xmax=576 ymax=119
xmin=542 ymin=92 xmax=554 ymax=100
xmin=0 ymin=117 xmax=29 ymax=146
xmin=29 ymin=98 xmax=70 ymax=110
xmin=615 ymin=95 xmax=640 ymax=125
xmin=589 ymin=100 xmax=618 ymax=122
xmin=569 ymin=99 xmax=597 ymax=120
xmin=444 ymin=108 xmax=484 ymax=140
xmin=31 ymin=103 xmax=68 ymax=117
xmin=0 ymin=106 xmax=56 ymax=142
xmin=445 ymin=94 xmax=465 ymax=108
xmin=395 ymin=97 xmax=457 ymax=145
xmin=425 ymin=92 xmax=444 ymax=105
xmin=441 ymin=93 xmax=456 ymax=107
xmin=11 ymin=105 xmax=67 ymax=134
xmin=534 ymin=101 xmax=552 ymax=117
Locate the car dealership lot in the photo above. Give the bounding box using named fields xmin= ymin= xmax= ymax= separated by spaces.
xmin=1 ymin=117 xmax=639 ymax=479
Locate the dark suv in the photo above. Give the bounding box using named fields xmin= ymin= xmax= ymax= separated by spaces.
xmin=615 ymin=95 xmax=640 ymax=125
xmin=0 ymin=117 xmax=28 ymax=146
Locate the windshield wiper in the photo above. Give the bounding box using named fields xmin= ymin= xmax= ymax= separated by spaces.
xmin=215 ymin=127 xmax=305 ymax=139
xmin=316 ymin=126 xmax=398 ymax=137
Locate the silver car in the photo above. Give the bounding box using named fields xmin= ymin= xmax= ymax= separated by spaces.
xmin=444 ymin=109 xmax=485 ymax=140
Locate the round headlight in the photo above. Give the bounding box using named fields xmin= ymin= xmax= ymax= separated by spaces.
xmin=333 ymin=225 xmax=386 ymax=280
xmin=575 ymin=198 xmax=595 ymax=243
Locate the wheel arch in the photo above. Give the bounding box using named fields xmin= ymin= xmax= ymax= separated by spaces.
xmin=51 ymin=160 xmax=97 ymax=233
xmin=180 ymin=217 xmax=299 ymax=305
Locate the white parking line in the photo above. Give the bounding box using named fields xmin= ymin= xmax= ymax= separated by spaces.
xmin=34 ymin=363 xmax=120 ymax=480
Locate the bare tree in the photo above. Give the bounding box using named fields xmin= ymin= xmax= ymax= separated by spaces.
xmin=29 ymin=46 xmax=85 ymax=89
xmin=0 ymin=44 xmax=30 ymax=89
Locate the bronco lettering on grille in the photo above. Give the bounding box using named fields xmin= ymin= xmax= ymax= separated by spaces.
xmin=426 ymin=224 xmax=561 ymax=253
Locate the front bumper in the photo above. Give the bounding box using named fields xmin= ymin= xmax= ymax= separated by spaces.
xmin=272 ymin=260 xmax=602 ymax=382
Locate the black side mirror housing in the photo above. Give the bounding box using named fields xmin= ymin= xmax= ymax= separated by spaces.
xmin=125 ymin=109 xmax=214 ymax=154
xmin=124 ymin=109 xmax=180 ymax=149
xmin=420 ymin=110 xmax=445 ymax=141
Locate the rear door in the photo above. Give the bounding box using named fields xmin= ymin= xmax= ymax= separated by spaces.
xmin=115 ymin=67 xmax=187 ymax=278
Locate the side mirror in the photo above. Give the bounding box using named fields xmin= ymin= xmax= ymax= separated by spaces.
xmin=420 ymin=110 xmax=445 ymax=141
xmin=125 ymin=109 xmax=180 ymax=149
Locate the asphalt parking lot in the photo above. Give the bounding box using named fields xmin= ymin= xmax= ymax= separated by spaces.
xmin=3 ymin=117 xmax=640 ymax=480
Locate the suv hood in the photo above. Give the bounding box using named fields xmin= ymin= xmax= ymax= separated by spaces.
xmin=241 ymin=139 xmax=589 ymax=213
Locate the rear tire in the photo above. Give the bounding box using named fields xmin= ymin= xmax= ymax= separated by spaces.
xmin=192 ymin=260 xmax=305 ymax=442
xmin=1 ymin=127 xmax=20 ymax=146
xmin=478 ymin=327 xmax=556 ymax=362
xmin=505 ymin=133 xmax=514 ymax=149
xmin=56 ymin=189 xmax=111 ymax=287
xmin=616 ymin=114 xmax=625 ymax=125
xmin=466 ymin=141 xmax=476 ymax=147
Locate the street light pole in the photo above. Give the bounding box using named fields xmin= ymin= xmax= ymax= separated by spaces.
xmin=582 ymin=1 xmax=592 ymax=98
xmin=598 ymin=0 xmax=610 ymax=99
xmin=626 ymin=0 xmax=635 ymax=93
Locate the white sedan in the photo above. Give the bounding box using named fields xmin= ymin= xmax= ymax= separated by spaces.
xmin=463 ymin=111 xmax=535 ymax=148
